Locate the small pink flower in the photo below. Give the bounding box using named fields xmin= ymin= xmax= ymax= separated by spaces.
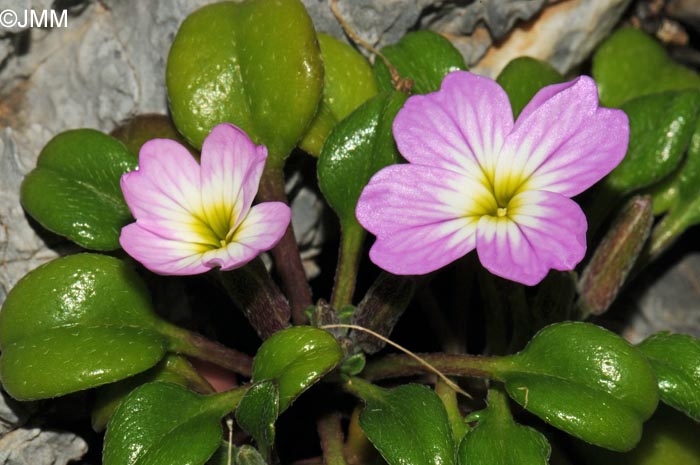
xmin=356 ymin=71 xmax=629 ymax=285
xmin=120 ymin=123 xmax=290 ymax=275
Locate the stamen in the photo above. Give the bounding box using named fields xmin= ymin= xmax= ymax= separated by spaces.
xmin=497 ymin=207 xmax=508 ymax=217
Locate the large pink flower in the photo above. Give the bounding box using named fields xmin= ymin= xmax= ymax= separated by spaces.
xmin=120 ymin=123 xmax=291 ymax=275
xmin=356 ymin=71 xmax=629 ymax=285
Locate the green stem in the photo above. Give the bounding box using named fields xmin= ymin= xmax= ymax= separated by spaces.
xmin=435 ymin=378 xmax=467 ymax=441
xmin=343 ymin=376 xmax=384 ymax=401
xmin=317 ymin=412 xmax=349 ymax=465
xmin=330 ymin=221 xmax=364 ymax=309
xmin=487 ymin=384 xmax=511 ymax=416
xmin=257 ymin=165 xmax=313 ymax=324
xmin=166 ymin=356 xmax=216 ymax=394
xmin=207 ymin=385 xmax=250 ymax=416
xmin=361 ymin=353 xmax=506 ymax=382
xmin=216 ymin=258 xmax=291 ymax=339
xmin=158 ymin=322 xmax=253 ymax=377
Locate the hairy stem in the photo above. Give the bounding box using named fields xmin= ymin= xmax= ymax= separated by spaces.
xmin=361 ymin=353 xmax=504 ymax=382
xmin=257 ymin=166 xmax=312 ymax=324
xmin=216 ymin=258 xmax=290 ymax=339
xmin=158 ymin=322 xmax=253 ymax=377
xmin=318 ymin=412 xmax=349 ymax=465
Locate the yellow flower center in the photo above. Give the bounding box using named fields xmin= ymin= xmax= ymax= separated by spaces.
xmin=471 ymin=165 xmax=531 ymax=220
xmin=188 ymin=201 xmax=242 ymax=250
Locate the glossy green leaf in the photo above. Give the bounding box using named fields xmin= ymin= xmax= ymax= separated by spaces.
xmin=374 ymin=30 xmax=466 ymax=94
xmin=92 ymin=355 xmax=205 ymax=432
xmin=498 ymin=322 xmax=659 ymax=451
xmin=0 ymin=254 xmax=158 ymax=344
xmin=593 ymin=27 xmax=700 ymax=107
xmin=2 ymin=326 xmax=166 ymax=401
xmin=20 ymin=129 xmax=136 ymax=250
xmin=104 ymin=382 xmax=246 ymax=465
xmin=235 ymin=381 xmax=279 ymax=461
xmin=252 ymin=326 xmax=342 ymax=412
xmin=300 ymin=33 xmax=378 ymax=156
xmin=638 ymin=332 xmax=700 ymax=421
xmin=318 ymin=91 xmax=406 ymax=228
xmin=354 ymin=380 xmax=456 ymax=465
xmin=649 ymin=117 xmax=700 ymax=255
xmin=0 ymin=254 xmax=166 ymax=400
xmin=576 ymin=406 xmax=700 ymax=465
xmin=496 ymin=56 xmax=564 ymax=118
xmin=604 ymin=90 xmax=700 ymax=195
xmin=166 ymin=0 xmax=323 ymax=168
xmin=458 ymin=389 xmax=550 ymax=465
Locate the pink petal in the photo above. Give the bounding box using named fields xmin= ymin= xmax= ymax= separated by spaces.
xmin=497 ymin=76 xmax=629 ymax=198
xmin=121 ymin=139 xmax=214 ymax=245
xmin=393 ymin=70 xmax=513 ymax=177
xmin=202 ymin=202 xmax=290 ymax=271
xmin=356 ymin=164 xmax=491 ymax=274
xmin=200 ymin=123 xmax=267 ymax=237
xmin=120 ymin=223 xmax=209 ymax=276
xmin=475 ymin=191 xmax=587 ymax=286
xmin=230 ymin=202 xmax=290 ymax=253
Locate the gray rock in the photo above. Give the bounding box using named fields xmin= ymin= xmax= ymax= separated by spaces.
xmin=0 ymin=427 xmax=87 ymax=465
xmin=472 ymin=0 xmax=632 ymax=77
xmin=422 ymin=0 xmax=548 ymax=40
xmin=0 ymin=391 xmax=33 ymax=437
xmin=309 ymin=0 xmax=435 ymax=49
xmin=624 ymin=253 xmax=700 ymax=343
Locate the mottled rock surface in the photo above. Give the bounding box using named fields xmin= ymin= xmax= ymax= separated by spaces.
xmin=472 ymin=0 xmax=633 ymax=77
xmin=0 ymin=427 xmax=87 ymax=465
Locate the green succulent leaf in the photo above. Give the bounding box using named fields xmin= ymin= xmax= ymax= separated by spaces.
xmin=649 ymin=117 xmax=700 ymax=255
xmin=575 ymin=406 xmax=700 ymax=465
xmin=252 ymin=326 xmax=343 ymax=412
xmin=2 ymin=326 xmax=166 ymax=402
xmin=103 ymin=382 xmax=246 ymax=465
xmin=638 ymin=332 xmax=700 ymax=421
xmin=300 ymin=33 xmax=378 ymax=156
xmin=0 ymin=254 xmax=168 ymax=400
xmin=593 ymin=27 xmax=700 ymax=107
xmin=496 ymin=56 xmax=564 ymax=118
xmin=604 ymin=90 xmax=700 ymax=195
xmin=374 ymin=30 xmax=467 ymax=94
xmin=458 ymin=389 xmax=550 ymax=465
xmin=235 ymin=381 xmax=279 ymax=461
xmin=353 ymin=380 xmax=456 ymax=465
xmin=498 ymin=322 xmax=659 ymax=452
xmin=20 ymin=129 xmax=136 ymax=250
xmin=166 ymin=0 xmax=323 ymax=168
xmin=92 ymin=355 xmax=205 ymax=432
xmin=318 ymin=90 xmax=406 ymax=230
